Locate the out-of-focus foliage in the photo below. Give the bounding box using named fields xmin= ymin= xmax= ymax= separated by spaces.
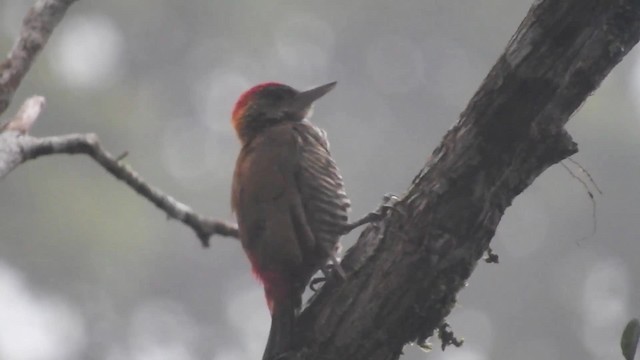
xmin=622 ymin=318 xmax=639 ymax=360
xmin=0 ymin=1 xmax=639 ymax=359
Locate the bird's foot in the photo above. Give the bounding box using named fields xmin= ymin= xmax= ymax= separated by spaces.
xmin=341 ymin=193 xmax=402 ymax=234
xmin=326 ymin=254 xmax=346 ymax=280
xmin=309 ymin=261 xmax=346 ymax=292
xmin=309 ymin=277 xmax=326 ymax=292
xmin=377 ymin=193 xmax=402 ymax=216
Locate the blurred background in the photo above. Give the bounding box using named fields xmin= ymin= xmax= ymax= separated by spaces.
xmin=0 ymin=1 xmax=638 ymax=359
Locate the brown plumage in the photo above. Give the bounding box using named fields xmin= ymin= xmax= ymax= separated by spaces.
xmin=230 ymin=82 xmax=349 ymax=360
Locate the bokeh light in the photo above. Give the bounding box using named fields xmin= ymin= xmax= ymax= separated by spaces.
xmin=581 ymin=259 xmax=629 ymax=359
xmin=367 ymin=35 xmax=425 ymax=94
xmin=271 ymin=14 xmax=334 ymax=82
xmin=495 ymin=189 xmax=549 ymax=258
xmin=0 ymin=262 xmax=85 ymax=360
xmin=0 ymin=1 xmax=638 ymax=359
xmin=226 ymin=285 xmax=270 ymax=360
xmin=48 ymin=14 xmax=123 ymax=90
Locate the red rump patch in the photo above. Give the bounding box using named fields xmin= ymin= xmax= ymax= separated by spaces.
xmin=232 ymin=82 xmax=284 ymax=123
xmin=246 ymin=253 xmax=290 ymax=314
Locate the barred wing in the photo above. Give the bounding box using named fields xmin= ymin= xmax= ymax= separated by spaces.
xmin=293 ymin=120 xmax=350 ymax=261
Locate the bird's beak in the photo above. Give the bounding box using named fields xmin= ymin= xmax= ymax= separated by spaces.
xmin=289 ymin=81 xmax=337 ymax=112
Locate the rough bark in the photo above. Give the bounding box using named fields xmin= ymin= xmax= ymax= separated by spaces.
xmin=0 ymin=0 xmax=639 ymax=359
xmin=0 ymin=0 xmax=77 ymax=117
xmin=294 ymin=1 xmax=640 ymax=359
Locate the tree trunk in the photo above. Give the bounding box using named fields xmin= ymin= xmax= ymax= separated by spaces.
xmin=293 ymin=1 xmax=640 ymax=359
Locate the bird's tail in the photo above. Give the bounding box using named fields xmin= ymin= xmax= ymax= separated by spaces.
xmin=262 ymin=275 xmax=299 ymax=360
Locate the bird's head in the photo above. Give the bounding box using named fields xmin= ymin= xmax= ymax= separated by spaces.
xmin=231 ymin=81 xmax=336 ymax=142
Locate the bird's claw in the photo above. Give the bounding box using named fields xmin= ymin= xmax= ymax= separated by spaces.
xmin=327 ymin=254 xmax=346 ymax=280
xmin=309 ymin=277 xmax=326 ymax=292
xmin=309 ymin=260 xmax=346 ymax=292
xmin=373 ymin=193 xmax=402 ymax=218
xmin=340 ymin=193 xmax=402 ymax=234
xmin=364 ymin=193 xmax=402 ymax=223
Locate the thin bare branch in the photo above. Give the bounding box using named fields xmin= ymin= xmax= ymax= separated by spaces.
xmin=0 ymin=0 xmax=638 ymax=359
xmin=567 ymin=157 xmax=603 ymax=194
xmin=0 ymin=95 xmax=46 ymax=133
xmin=0 ymin=0 xmax=238 ymax=246
xmin=0 ymin=131 xmax=239 ymax=245
xmin=0 ymin=0 xmax=77 ymax=116
xmin=561 ymin=161 xmax=598 ymax=237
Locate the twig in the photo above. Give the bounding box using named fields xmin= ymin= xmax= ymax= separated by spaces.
xmin=0 ymin=96 xmax=46 ymax=134
xmin=0 ymin=132 xmax=239 ymax=245
xmin=0 ymin=0 xmax=78 ymax=117
xmin=115 ymin=150 xmax=129 ymax=161
xmin=0 ymin=0 xmax=238 ymax=247
xmin=567 ymin=157 xmax=603 ymax=194
xmin=560 ymin=161 xmax=597 ymax=239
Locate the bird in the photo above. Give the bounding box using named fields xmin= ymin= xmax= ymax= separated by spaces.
xmin=230 ymin=81 xmax=350 ymax=360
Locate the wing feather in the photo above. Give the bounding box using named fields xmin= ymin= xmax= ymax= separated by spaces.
xmin=292 ymin=120 xmax=350 ymax=262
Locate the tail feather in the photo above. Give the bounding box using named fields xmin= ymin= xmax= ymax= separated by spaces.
xmin=263 ymin=295 xmax=296 ymax=360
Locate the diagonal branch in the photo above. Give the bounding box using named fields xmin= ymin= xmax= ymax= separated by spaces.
xmin=294 ymin=1 xmax=640 ymax=359
xmin=1 ymin=0 xmax=638 ymax=359
xmin=0 ymin=0 xmax=77 ymax=117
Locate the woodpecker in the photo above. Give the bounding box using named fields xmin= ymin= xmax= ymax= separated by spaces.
xmin=231 ymin=82 xmax=350 ymax=360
